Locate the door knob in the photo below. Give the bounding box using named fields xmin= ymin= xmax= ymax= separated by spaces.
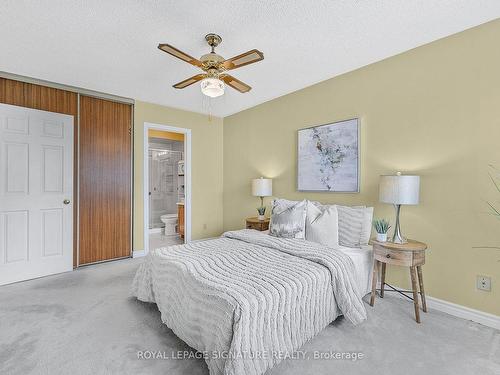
xmin=63 ymin=199 xmax=71 ymax=205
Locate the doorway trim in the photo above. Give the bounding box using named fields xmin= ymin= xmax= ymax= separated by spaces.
xmin=143 ymin=122 xmax=191 ymax=255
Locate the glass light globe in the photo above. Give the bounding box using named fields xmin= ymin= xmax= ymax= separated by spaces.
xmin=200 ymin=78 xmax=225 ymax=98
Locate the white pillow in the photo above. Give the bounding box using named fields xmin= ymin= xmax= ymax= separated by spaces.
xmin=269 ymin=199 xmax=307 ymax=239
xmin=315 ymin=203 xmax=373 ymax=246
xmin=305 ymin=202 xmax=339 ymax=247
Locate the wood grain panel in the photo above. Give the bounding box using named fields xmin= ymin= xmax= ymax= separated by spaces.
xmin=0 ymin=78 xmax=25 ymax=105
xmin=79 ymin=96 xmax=131 ymax=264
xmin=178 ymin=204 xmax=185 ymax=239
xmin=0 ymin=78 xmax=78 ymax=115
xmin=0 ymin=78 xmax=79 ymax=267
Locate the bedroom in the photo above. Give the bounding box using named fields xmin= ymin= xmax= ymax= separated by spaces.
xmin=0 ymin=1 xmax=499 ymax=375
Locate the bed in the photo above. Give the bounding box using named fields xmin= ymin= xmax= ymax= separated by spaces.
xmin=131 ymin=229 xmax=370 ymax=375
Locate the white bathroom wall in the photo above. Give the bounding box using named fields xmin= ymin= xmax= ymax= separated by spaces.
xmin=148 ymin=138 xmax=184 ymax=229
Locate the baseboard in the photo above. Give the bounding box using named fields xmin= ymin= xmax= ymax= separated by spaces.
xmin=425 ymin=295 xmax=500 ymax=330
xmin=379 ymin=283 xmax=500 ymax=330
xmin=133 ymin=249 xmax=146 ymax=258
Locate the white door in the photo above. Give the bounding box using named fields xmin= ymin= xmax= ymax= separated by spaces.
xmin=0 ymin=104 xmax=73 ymax=285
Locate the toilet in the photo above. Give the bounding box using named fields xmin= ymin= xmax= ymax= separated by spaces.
xmin=160 ymin=214 xmax=178 ymax=236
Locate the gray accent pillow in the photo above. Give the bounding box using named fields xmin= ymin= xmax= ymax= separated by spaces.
xmin=269 ymin=199 xmax=307 ymax=239
xmin=354 ymin=206 xmax=374 ymax=245
xmin=336 ymin=205 xmax=365 ymax=248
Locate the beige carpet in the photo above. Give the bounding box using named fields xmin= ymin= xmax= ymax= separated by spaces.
xmin=0 ymin=257 xmax=499 ymax=375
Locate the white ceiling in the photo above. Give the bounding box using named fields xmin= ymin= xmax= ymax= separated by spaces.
xmin=1 ymin=1 xmax=499 ymax=117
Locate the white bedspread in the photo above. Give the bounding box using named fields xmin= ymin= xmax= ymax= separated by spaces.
xmin=131 ymin=229 xmax=367 ymax=375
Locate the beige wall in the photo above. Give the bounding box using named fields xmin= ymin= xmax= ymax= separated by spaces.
xmin=134 ymin=101 xmax=223 ymax=249
xmin=223 ymin=20 xmax=500 ymax=315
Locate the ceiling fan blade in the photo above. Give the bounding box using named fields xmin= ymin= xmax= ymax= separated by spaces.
xmin=222 ymin=49 xmax=264 ymax=70
xmin=158 ymin=44 xmax=202 ymax=67
xmin=173 ymin=74 xmax=205 ymax=89
xmin=221 ymin=74 xmax=252 ymax=93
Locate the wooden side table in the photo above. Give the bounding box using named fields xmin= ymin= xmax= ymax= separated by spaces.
xmin=369 ymin=239 xmax=428 ymax=323
xmin=246 ymin=217 xmax=270 ymax=231
xmin=177 ymin=203 xmax=184 ymax=239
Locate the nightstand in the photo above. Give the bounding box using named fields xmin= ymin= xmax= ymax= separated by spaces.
xmin=246 ymin=217 xmax=270 ymax=231
xmin=369 ymin=239 xmax=428 ymax=323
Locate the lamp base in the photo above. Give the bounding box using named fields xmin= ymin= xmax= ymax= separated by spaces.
xmin=391 ymin=237 xmax=408 ymax=245
xmin=391 ymin=204 xmax=408 ymax=244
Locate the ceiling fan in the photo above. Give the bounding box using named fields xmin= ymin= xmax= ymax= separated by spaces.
xmin=158 ymin=33 xmax=264 ymax=98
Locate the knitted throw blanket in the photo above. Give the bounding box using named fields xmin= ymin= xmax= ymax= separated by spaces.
xmin=131 ymin=229 xmax=366 ymax=375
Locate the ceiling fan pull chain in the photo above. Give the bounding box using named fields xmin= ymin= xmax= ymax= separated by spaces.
xmin=201 ymin=94 xmax=213 ymax=122
xmin=208 ymin=97 xmax=213 ymax=122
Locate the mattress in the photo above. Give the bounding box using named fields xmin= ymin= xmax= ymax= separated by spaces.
xmin=337 ymin=245 xmax=373 ymax=297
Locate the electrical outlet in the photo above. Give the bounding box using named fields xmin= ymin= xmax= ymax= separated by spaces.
xmin=476 ymin=275 xmax=491 ymax=291
xmin=203 ymin=223 xmax=207 ymax=230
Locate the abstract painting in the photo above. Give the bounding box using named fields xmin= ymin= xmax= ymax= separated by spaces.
xmin=298 ymin=118 xmax=359 ymax=192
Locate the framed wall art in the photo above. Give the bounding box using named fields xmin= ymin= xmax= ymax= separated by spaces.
xmin=297 ymin=118 xmax=359 ymax=192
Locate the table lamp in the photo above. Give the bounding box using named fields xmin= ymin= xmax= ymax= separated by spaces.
xmin=252 ymin=177 xmax=272 ymax=220
xmin=379 ymin=172 xmax=420 ymax=244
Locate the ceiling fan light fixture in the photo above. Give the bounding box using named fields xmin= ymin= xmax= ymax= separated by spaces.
xmin=159 ymin=34 xmax=263 ymax=97
xmin=200 ymin=77 xmax=225 ymax=98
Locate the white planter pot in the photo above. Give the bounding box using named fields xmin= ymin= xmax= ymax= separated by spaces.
xmin=376 ymin=233 xmax=388 ymax=242
xmin=258 ymin=215 xmax=265 ymax=221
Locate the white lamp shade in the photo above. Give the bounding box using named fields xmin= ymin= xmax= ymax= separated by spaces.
xmin=252 ymin=178 xmax=272 ymax=197
xmin=379 ymin=174 xmax=420 ymax=205
xmin=200 ymin=78 xmax=225 ymax=98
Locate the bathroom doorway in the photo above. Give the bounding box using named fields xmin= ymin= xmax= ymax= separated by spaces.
xmin=143 ymin=123 xmax=191 ymax=254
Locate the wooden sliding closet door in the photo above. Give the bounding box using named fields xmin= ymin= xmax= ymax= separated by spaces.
xmin=79 ymin=96 xmax=132 ymax=264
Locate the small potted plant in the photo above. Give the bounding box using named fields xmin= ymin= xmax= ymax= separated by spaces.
xmin=373 ymin=219 xmax=391 ymax=242
xmin=257 ymin=206 xmax=266 ymax=221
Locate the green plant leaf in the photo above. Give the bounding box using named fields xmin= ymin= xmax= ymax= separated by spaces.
xmin=486 ymin=201 xmax=500 ymax=217
xmin=488 ymin=172 xmax=500 ymax=193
